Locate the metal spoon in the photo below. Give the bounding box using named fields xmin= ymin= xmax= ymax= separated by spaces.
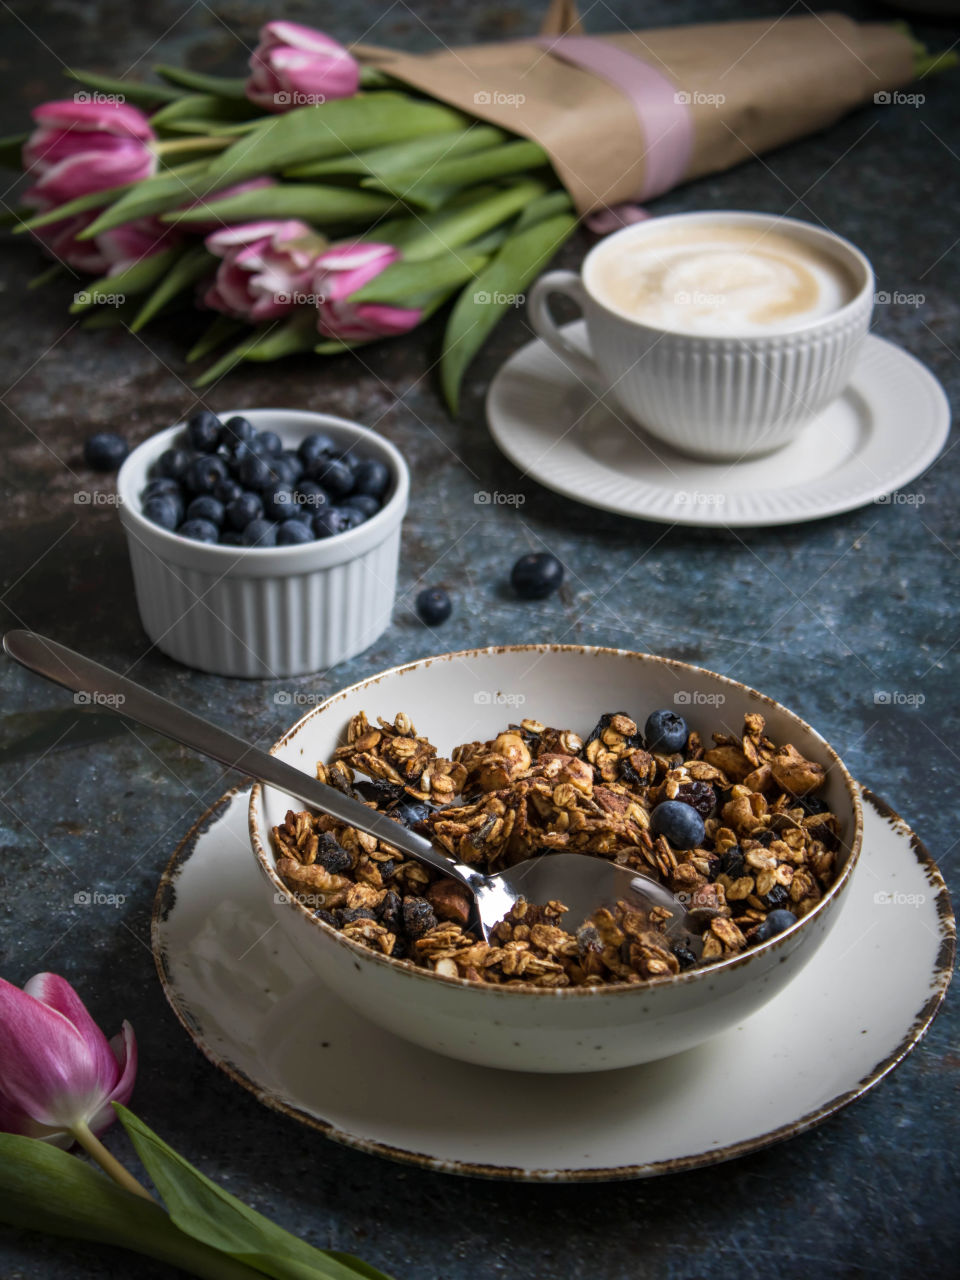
xmin=3 ymin=630 xmax=692 ymax=944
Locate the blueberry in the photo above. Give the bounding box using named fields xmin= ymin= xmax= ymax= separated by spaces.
xmin=275 ymin=451 xmax=303 ymax=486
xmin=142 ymin=477 xmax=182 ymax=501
xmin=142 ymin=494 xmax=182 ymax=530
xmin=754 ymin=909 xmax=798 ymax=942
xmin=213 ymin=477 xmax=242 ymax=506
xmin=83 ymin=431 xmax=128 ymax=472
xmin=643 ymin=709 xmax=688 ymax=755
xmin=241 ymin=518 xmax=278 ymax=547
xmin=255 ymin=430 xmax=282 ymax=456
xmin=312 ymin=508 xmax=352 ymax=538
xmin=310 ymin=457 xmax=354 ymax=497
xmin=221 ymin=415 xmax=255 ymax=447
xmin=185 ymin=454 xmax=228 ymax=495
xmin=293 ymin=480 xmax=329 ymax=515
xmin=416 ymin=586 xmax=452 ymax=626
xmin=277 ymin=519 xmax=315 ymax=545
xmin=672 ymin=942 xmax=698 ymax=971
xmin=649 ymin=800 xmax=705 ymax=849
xmin=176 ymin=518 xmax=219 ymax=544
xmin=186 ymin=410 xmax=221 ymax=453
xmin=237 ymin=451 xmax=276 ymax=491
xmin=186 ymin=495 xmax=224 ymax=528
xmin=352 ymin=458 xmax=391 ymax=500
xmin=342 ymin=493 xmax=380 ymax=519
xmin=337 ymin=507 xmax=366 ymax=531
xmin=298 ymin=432 xmax=336 ymax=467
xmin=155 ymin=447 xmax=191 ymax=481
xmin=225 ymin=492 xmax=263 ymax=531
xmin=392 ymin=798 xmax=435 ymax=827
xmin=511 ymin=551 xmax=564 ymax=600
xmin=262 ymin=482 xmax=296 ymax=522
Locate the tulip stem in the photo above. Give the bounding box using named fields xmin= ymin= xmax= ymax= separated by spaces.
xmin=153 ymin=137 xmax=230 ymax=156
xmin=71 ymin=1123 xmax=155 ymax=1202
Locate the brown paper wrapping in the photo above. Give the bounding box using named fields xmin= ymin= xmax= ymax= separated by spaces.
xmin=354 ymin=10 xmax=913 ymax=214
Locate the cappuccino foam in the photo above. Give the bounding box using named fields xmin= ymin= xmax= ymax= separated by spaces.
xmin=591 ymin=225 xmax=856 ymax=335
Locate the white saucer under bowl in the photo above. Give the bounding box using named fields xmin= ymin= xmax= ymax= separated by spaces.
xmin=152 ymin=786 xmax=953 ymax=1182
xmin=486 ymin=326 xmax=950 ymax=528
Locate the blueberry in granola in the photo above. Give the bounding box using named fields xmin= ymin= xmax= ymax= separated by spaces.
xmin=643 ymin=709 xmax=688 ymax=754
xmin=650 ymin=799 xmax=705 ymax=849
xmin=754 ymin=909 xmax=798 ymax=940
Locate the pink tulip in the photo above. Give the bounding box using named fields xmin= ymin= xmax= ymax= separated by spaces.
xmin=246 ymin=21 xmax=359 ymax=112
xmin=203 ymin=220 xmax=323 ymax=321
xmin=312 ymin=240 xmax=422 ymax=342
xmin=0 ymin=972 xmax=136 ymax=1148
xmin=23 ymin=100 xmax=156 ymax=210
xmin=32 ymin=213 xmax=177 ymax=276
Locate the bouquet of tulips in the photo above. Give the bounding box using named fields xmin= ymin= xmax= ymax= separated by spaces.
xmin=3 ymin=9 xmax=953 ymax=409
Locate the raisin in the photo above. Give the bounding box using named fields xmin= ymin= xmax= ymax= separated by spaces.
xmin=376 ymin=858 xmax=396 ymax=882
xmin=354 ymin=778 xmax=405 ymax=808
xmin=672 ymin=942 xmax=698 ymax=970
xmin=313 ymin=908 xmax=339 ymax=929
xmin=798 ymin=794 xmax=829 ymax=816
xmin=718 ymin=847 xmax=745 ymax=879
xmin=760 ymin=884 xmax=790 ymax=911
xmin=582 ymin=711 xmax=643 ymax=751
xmin=675 ymin=780 xmax=717 ymax=819
xmin=755 ymin=830 xmax=777 ymax=848
xmin=377 ymin=890 xmax=402 ymax=933
xmin=340 ymin=906 xmax=377 ymax=924
xmin=402 ymin=896 xmax=437 ymax=940
xmin=316 ymin=832 xmax=353 ymax=875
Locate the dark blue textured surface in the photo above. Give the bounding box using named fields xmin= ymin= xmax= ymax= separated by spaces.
xmin=0 ymin=1 xmax=956 ymax=1277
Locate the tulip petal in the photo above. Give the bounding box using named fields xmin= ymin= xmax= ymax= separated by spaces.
xmin=261 ymin=21 xmax=352 ymax=56
xmin=0 ymin=977 xmax=111 ymax=1131
xmin=30 ymin=99 xmax=155 ymax=140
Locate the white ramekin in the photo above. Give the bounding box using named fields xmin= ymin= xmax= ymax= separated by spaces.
xmin=116 ymin=409 xmax=409 ymax=678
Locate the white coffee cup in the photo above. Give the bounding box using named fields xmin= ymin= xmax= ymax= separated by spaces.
xmin=528 ymin=211 xmax=874 ymax=461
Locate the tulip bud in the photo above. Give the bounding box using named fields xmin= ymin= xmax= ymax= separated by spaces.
xmin=311 ymin=241 xmax=422 ymax=341
xmin=203 ymin=220 xmax=326 ymax=321
xmin=246 ymin=21 xmax=359 ymax=112
xmin=0 ymin=973 xmax=136 ymax=1148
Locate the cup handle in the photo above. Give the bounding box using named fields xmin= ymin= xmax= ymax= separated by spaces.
xmin=527 ymin=271 xmax=603 ymax=389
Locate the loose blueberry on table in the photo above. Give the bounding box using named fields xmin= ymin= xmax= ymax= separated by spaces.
xmin=138 ymin=412 xmax=392 ymax=547
xmin=511 ymin=551 xmax=564 ymax=599
xmin=416 ymin=586 xmax=452 ymax=626
xmin=83 ymin=432 xmax=128 ymax=472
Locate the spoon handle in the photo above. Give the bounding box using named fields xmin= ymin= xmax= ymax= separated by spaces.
xmin=2 ymin=630 xmax=475 ymax=885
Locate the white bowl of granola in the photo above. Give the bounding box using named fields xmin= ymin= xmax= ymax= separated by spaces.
xmin=249 ymin=645 xmax=862 ymax=1073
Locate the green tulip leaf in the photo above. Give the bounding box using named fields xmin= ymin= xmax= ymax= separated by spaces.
xmin=151 ymin=95 xmax=261 ymax=133
xmin=81 ymin=94 xmax=465 ymax=238
xmin=154 ymin=66 xmax=250 ymax=99
xmin=351 ymin=250 xmax=488 ymax=303
xmin=284 ymin=125 xmax=504 ymax=180
xmin=0 ymin=1133 xmax=263 ymax=1280
xmin=441 ymin=209 xmax=577 ymax=412
xmin=365 ymin=139 xmax=549 ymax=209
xmin=116 ymin=1106 xmax=395 ymax=1280
xmin=373 ymin=179 xmax=548 ymax=261
xmin=164 ymin=183 xmax=395 ymax=226
xmin=68 ymin=247 xmax=183 ymax=313
xmin=65 ymin=68 xmax=184 ymax=106
xmin=131 ymin=244 xmax=216 ymax=331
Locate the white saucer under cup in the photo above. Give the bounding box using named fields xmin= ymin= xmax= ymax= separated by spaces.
xmin=486 ymin=325 xmax=949 ymax=528
xmin=153 ymin=786 xmax=953 ymax=1181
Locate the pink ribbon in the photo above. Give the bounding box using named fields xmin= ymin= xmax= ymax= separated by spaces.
xmin=535 ymin=35 xmax=693 ymax=201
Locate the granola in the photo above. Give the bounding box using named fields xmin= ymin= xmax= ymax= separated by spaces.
xmin=271 ymin=709 xmax=843 ymax=988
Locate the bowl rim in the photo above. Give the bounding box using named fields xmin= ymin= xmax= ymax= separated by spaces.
xmin=249 ymin=644 xmax=864 ymax=997
xmin=116 ymin=408 xmax=410 ymax=566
